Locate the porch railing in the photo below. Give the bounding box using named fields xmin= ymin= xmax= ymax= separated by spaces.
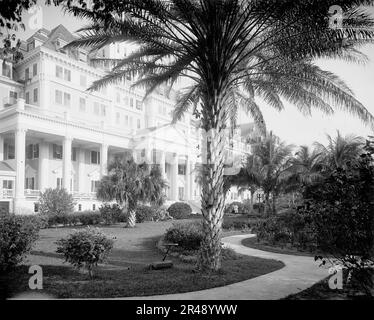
xmin=1 ymin=189 xmax=14 ymax=199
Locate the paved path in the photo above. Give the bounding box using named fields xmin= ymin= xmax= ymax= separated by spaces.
xmin=123 ymin=234 xmax=328 ymax=300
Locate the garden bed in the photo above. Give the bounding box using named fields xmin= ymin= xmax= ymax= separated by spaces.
xmin=1 ymin=222 xmax=284 ymax=299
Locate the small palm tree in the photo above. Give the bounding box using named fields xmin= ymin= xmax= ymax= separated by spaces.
xmin=96 ymin=157 xmax=166 ymax=227
xmin=64 ymin=0 xmax=374 ymax=271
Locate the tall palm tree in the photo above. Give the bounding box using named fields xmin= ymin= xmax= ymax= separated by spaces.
xmin=64 ymin=0 xmax=374 ymax=271
xmin=96 ymin=158 xmax=166 ymax=227
xmin=315 ymin=131 xmax=365 ymax=170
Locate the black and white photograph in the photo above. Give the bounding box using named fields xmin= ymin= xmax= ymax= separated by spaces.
xmin=0 ymin=0 xmax=374 ymax=309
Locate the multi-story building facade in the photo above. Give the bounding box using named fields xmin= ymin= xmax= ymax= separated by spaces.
xmin=0 ymin=25 xmax=252 ymax=215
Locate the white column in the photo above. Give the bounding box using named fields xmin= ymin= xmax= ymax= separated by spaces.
xmin=185 ymin=158 xmax=191 ymax=200
xmin=15 ymin=128 xmax=26 ymax=199
xmin=0 ymin=134 xmax=4 ymax=161
xmin=38 ymin=141 xmax=49 ymax=191
xmin=159 ymin=151 xmax=166 ymax=179
xmin=63 ymin=137 xmax=72 ymax=192
xmin=100 ymin=144 xmax=108 ymax=177
xmin=172 ymin=153 xmax=179 ymax=201
xmin=78 ymin=148 xmax=85 ymax=193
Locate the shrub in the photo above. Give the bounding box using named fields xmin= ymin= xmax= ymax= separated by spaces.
xmin=164 ymin=221 xmax=203 ymax=251
xmin=222 ymin=218 xmax=251 ymax=230
xmin=56 ymin=227 xmax=114 ymax=278
xmin=135 ymin=205 xmax=157 ymax=223
xmin=167 ymin=202 xmax=192 ymax=220
xmin=38 ymin=188 xmax=75 ymax=222
xmin=77 ymin=211 xmax=103 ymax=226
xmin=0 ymin=215 xmax=40 ymax=272
xmin=253 ymin=203 xmax=265 ymax=213
xmin=99 ymin=203 xmax=126 ymax=225
xmin=153 ymin=206 xmax=173 ymax=222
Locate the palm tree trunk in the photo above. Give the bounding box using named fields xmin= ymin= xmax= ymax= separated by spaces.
xmin=264 ymin=192 xmax=272 ymax=216
xmin=249 ymin=188 xmax=254 ymax=214
xmin=126 ymin=202 xmax=136 ymax=228
xmin=197 ymin=108 xmax=227 ymax=272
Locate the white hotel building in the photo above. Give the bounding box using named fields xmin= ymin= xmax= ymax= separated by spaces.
xmin=0 ymin=25 xmax=252 ymax=215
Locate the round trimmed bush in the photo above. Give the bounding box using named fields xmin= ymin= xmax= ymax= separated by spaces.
xmin=136 ymin=205 xmax=157 ymax=223
xmin=164 ymin=221 xmax=203 ymax=251
xmin=167 ymin=202 xmax=192 ymax=220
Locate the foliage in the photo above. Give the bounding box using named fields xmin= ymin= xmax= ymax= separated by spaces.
xmin=0 ymin=215 xmax=40 ymax=273
xmin=303 ymin=138 xmax=374 ymax=295
xmin=38 ymin=188 xmax=76 ymax=221
xmin=164 ymin=222 xmax=204 ymax=251
xmin=167 ymin=202 xmax=192 ymax=220
xmin=56 ymin=227 xmax=114 ymax=278
xmin=222 ymin=217 xmax=252 ymax=231
xmin=99 ymin=203 xmax=126 ymax=225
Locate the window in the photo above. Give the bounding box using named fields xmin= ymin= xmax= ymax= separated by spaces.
xmin=33 ymin=63 xmax=37 ymax=77
xmin=34 ymin=203 xmax=39 ymax=213
xmin=26 ymin=144 xmax=39 ymax=159
xmin=25 ymin=68 xmax=29 ymax=80
xmin=56 ymin=178 xmax=63 ymax=189
xmin=91 ymin=181 xmax=100 ymax=193
xmin=33 ymin=88 xmax=38 ymax=103
xmin=129 ymin=116 xmax=133 ymax=129
xmin=27 ymin=41 xmax=35 ymax=52
xmin=55 ymin=90 xmax=62 ymax=104
xmin=64 ymin=69 xmax=71 ymax=82
xmin=78 ymin=204 xmax=82 ymax=211
xmin=94 ymin=102 xmax=100 ymax=115
xmin=80 ymin=75 xmax=87 ymax=87
xmin=125 ymin=115 xmax=129 ymax=126
xmin=56 ymin=65 xmax=63 ymax=79
xmin=25 ymin=177 xmax=35 ymax=190
xmin=64 ymin=92 xmax=71 ymax=107
xmin=136 ymin=100 xmax=142 ymax=110
xmin=2 ymin=62 xmax=11 ymax=77
xmin=91 ymin=151 xmax=100 ymax=164
xmin=137 ymin=119 xmax=141 ymax=129
xmin=124 ymin=97 xmax=129 ymax=106
xmin=5 ymin=144 xmax=14 ymax=160
xmin=101 ymin=104 xmax=107 ymax=116
xmin=25 ymin=92 xmax=30 ymax=104
xmin=53 ymin=144 xmax=63 ymax=159
xmin=178 ymin=164 xmax=186 ymax=175
xmin=116 ymin=112 xmax=120 ymax=124
xmin=9 ymin=91 xmax=17 ymax=99
xmin=116 ymin=93 xmax=120 ymax=103
xmin=72 ymin=148 xmax=77 ymax=161
xmin=78 ymin=51 xmax=87 ymax=62
xmin=130 ymin=98 xmax=134 ymax=108
xmin=92 ymin=204 xmax=96 ymax=211
xmin=79 ymin=98 xmax=86 ymax=112
xmin=2 ymin=180 xmax=13 ymax=189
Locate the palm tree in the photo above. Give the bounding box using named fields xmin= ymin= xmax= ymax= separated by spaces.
xmin=96 ymin=157 xmax=166 ymax=227
xmin=64 ymin=0 xmax=374 ymax=271
xmin=314 ymin=131 xmax=365 ymax=170
xmin=284 ymin=145 xmax=325 ymax=194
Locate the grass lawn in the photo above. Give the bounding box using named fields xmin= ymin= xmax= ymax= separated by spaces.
xmin=1 ymin=221 xmax=284 ymax=299
xmin=242 ymin=236 xmax=316 ymax=257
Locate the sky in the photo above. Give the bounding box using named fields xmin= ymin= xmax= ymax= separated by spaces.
xmin=14 ymin=2 xmax=374 ymax=147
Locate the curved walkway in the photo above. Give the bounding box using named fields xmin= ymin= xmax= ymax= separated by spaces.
xmin=123 ymin=234 xmax=328 ymax=300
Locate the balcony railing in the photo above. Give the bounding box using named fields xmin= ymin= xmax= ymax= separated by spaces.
xmin=72 ymin=192 xmax=97 ymax=200
xmin=25 ymin=189 xmax=40 ymax=198
xmin=1 ymin=189 xmax=14 ymax=199
xmin=3 ymin=96 xmax=17 ymax=108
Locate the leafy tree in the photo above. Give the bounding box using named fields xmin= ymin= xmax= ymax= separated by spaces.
xmin=96 ymin=157 xmax=166 ymax=228
xmin=64 ymin=0 xmax=374 ymax=271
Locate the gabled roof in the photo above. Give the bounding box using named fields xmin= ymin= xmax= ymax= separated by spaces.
xmin=42 ymin=24 xmax=76 ymax=51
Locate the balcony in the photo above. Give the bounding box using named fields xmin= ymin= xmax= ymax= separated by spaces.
xmin=1 ymin=189 xmax=14 ymax=199
xmin=25 ymin=189 xmax=40 ymax=198
xmin=3 ymin=96 xmax=17 ymax=108
xmin=72 ymin=192 xmax=97 ymax=200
